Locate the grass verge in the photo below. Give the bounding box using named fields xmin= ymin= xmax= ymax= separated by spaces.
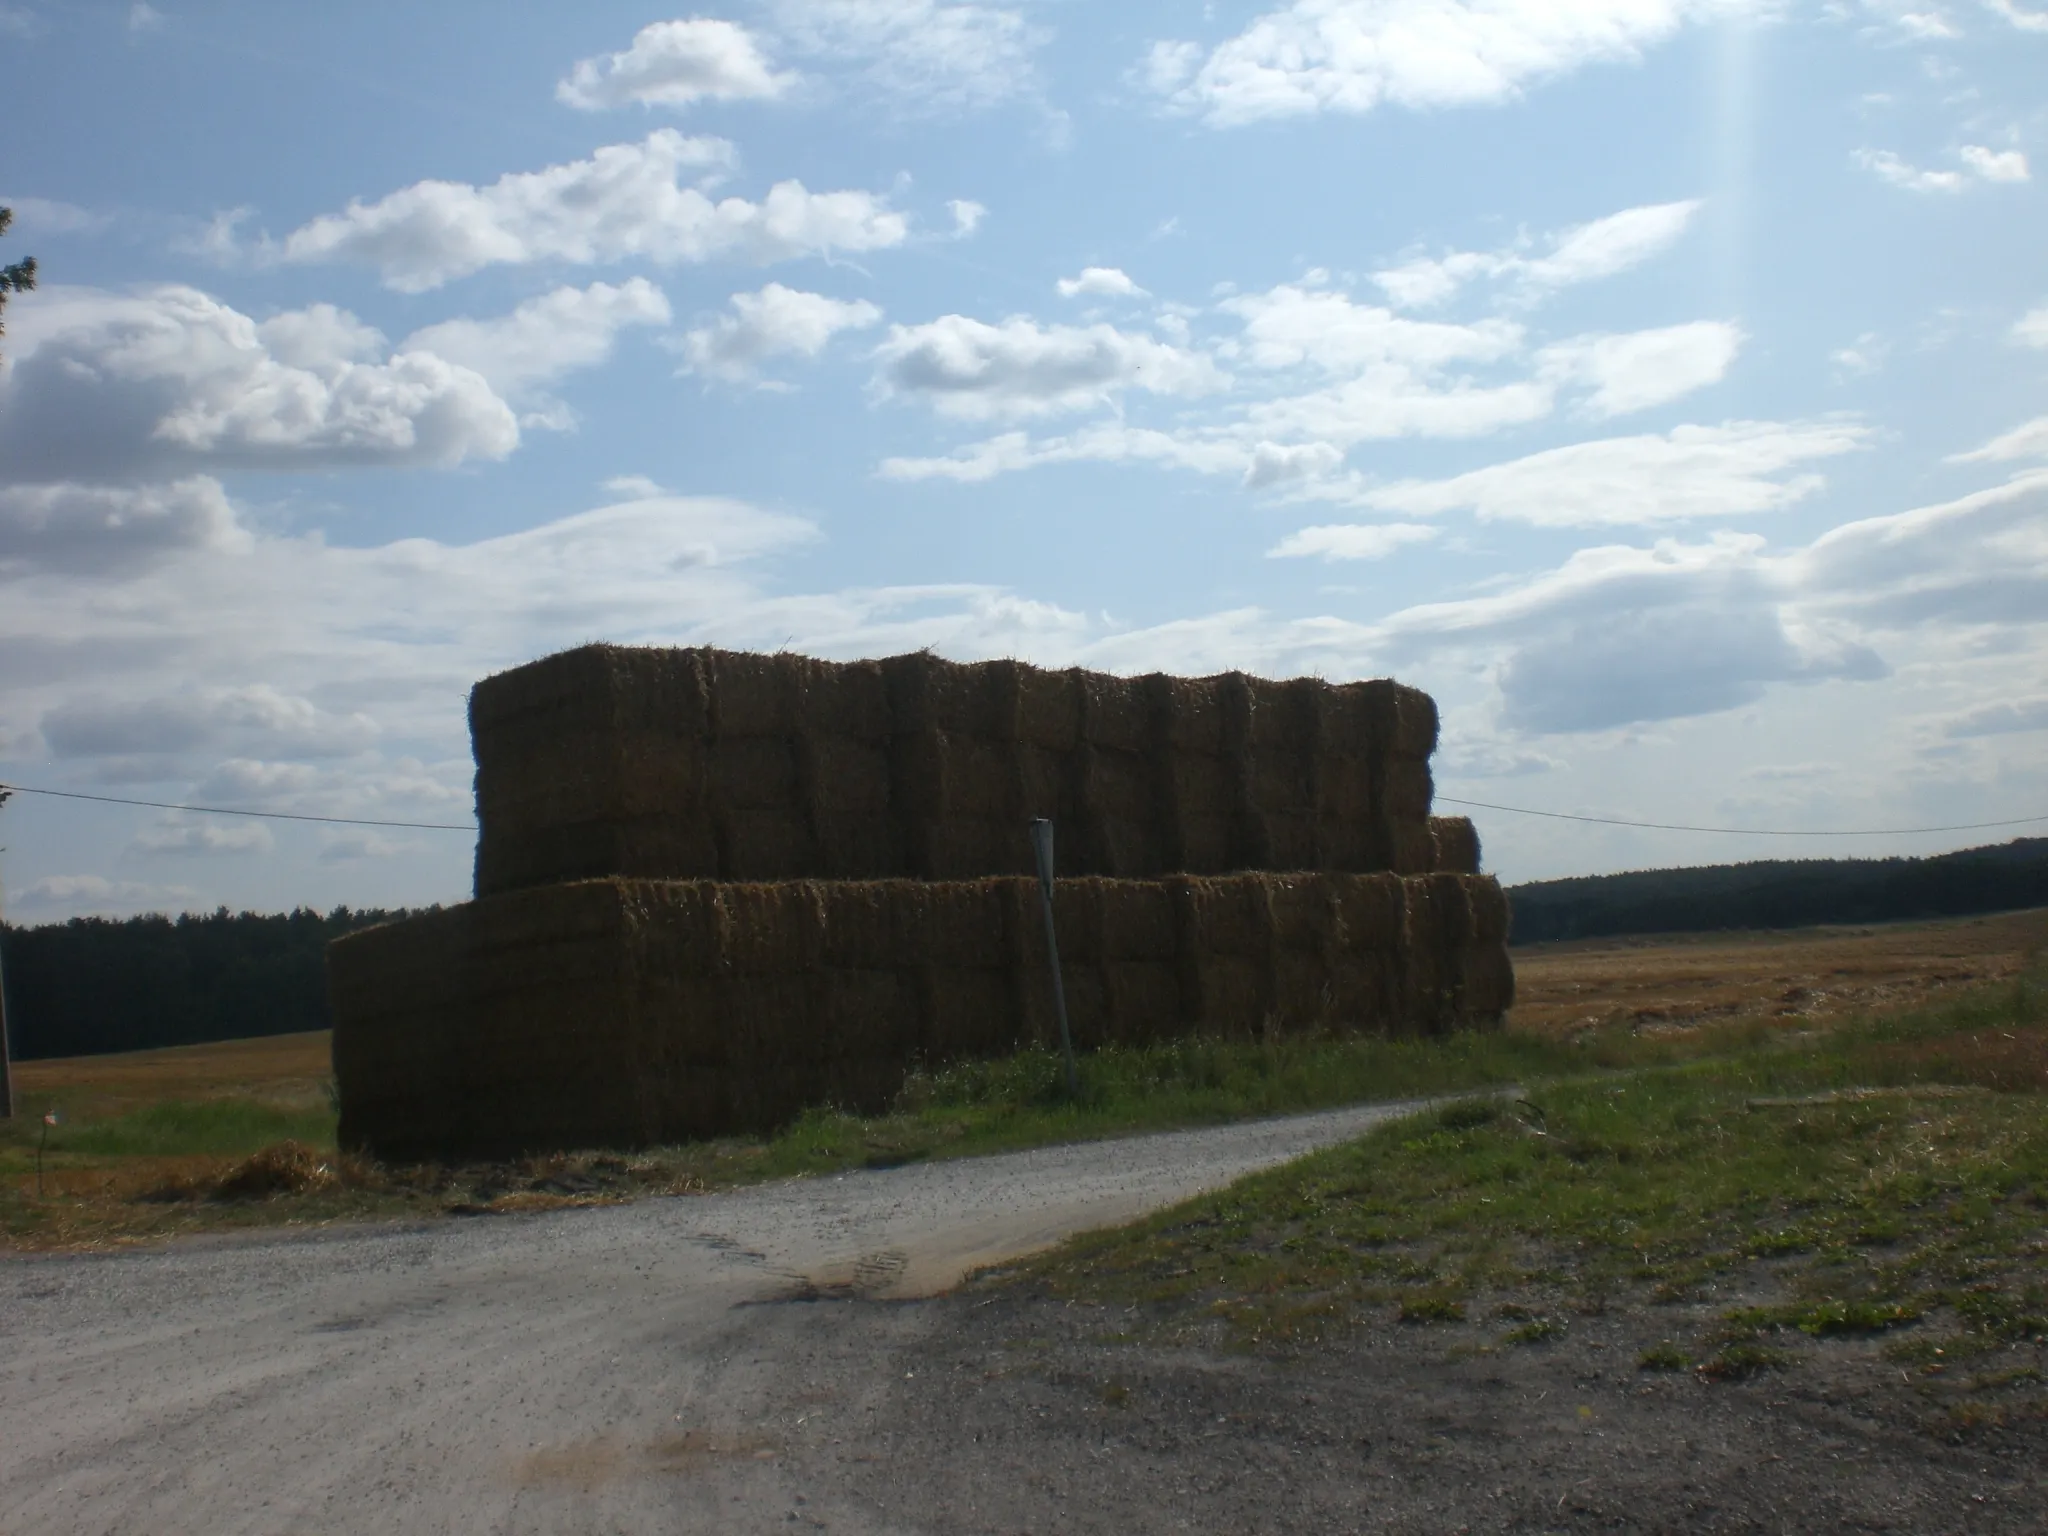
xmin=1018 ymin=971 xmax=2048 ymax=1425
xmin=2 ymin=1007 xmax=1809 ymax=1250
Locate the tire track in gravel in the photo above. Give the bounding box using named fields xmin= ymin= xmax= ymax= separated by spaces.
xmin=0 ymin=1097 xmax=1444 ymax=1536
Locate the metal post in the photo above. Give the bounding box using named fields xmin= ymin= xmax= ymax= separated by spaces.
xmin=0 ymin=785 xmax=12 ymax=1120
xmin=1029 ymin=818 xmax=1078 ymax=1098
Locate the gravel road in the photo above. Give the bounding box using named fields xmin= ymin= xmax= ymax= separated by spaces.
xmin=0 ymin=1099 xmax=1435 ymax=1535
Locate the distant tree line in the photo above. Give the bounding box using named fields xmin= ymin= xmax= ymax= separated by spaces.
xmin=1507 ymin=838 xmax=2048 ymax=945
xmin=3 ymin=839 xmax=2044 ymax=1059
xmin=0 ymin=907 xmax=421 ymax=1060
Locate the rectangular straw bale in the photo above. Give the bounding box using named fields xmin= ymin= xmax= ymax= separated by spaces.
xmin=1381 ymin=757 xmax=1435 ymax=823
xmin=1327 ymin=947 xmax=1394 ymax=1025
xmin=1460 ymin=943 xmax=1515 ymax=1023
xmin=1316 ymin=684 xmax=1373 ymax=757
xmin=926 ymin=965 xmax=1022 ymax=1058
xmin=883 ymin=650 xmax=984 ymax=737
xmin=1099 ymin=961 xmax=1182 ymax=1046
xmin=1273 ymin=949 xmax=1338 ymax=1029
xmin=1181 ymin=875 xmax=1272 ymax=957
xmin=1331 ymin=872 xmax=1404 ymax=950
xmin=1082 ymin=748 xmax=1157 ymax=823
xmin=824 ymin=968 xmax=919 ymax=1062
xmin=894 ymin=879 xmax=1013 ymax=969
xmin=1260 ymin=811 xmax=1318 ymax=872
xmin=1429 ymin=815 xmax=1481 ymax=875
xmin=1192 ymin=955 xmax=1268 ymax=1039
xmin=933 ymin=818 xmax=1035 ymax=881
xmin=474 ymin=644 xmax=1468 ymax=891
xmin=800 ymin=657 xmax=890 ymax=741
xmin=806 ymin=736 xmax=892 ymax=815
xmin=1391 ymin=685 xmax=1439 ymax=761
xmin=721 ymin=811 xmax=815 ymax=880
xmin=334 ymin=869 xmax=1515 ymax=1157
xmin=705 ymin=648 xmax=804 ymax=738
xmin=608 ymin=648 xmax=712 ymax=736
xmin=1246 ymin=676 xmax=1318 ymax=761
xmin=944 ymin=736 xmax=1021 ymax=818
xmin=1265 ymin=876 xmax=1336 ymax=952
xmin=708 ymin=736 xmax=800 ymax=807
xmin=1097 ymin=878 xmax=1178 ymax=960
xmin=468 ymin=645 xmax=647 ymax=750
xmin=710 ymin=881 xmax=825 ymax=975
xmin=1080 ymin=672 xmax=1148 ymax=754
xmin=1047 ymin=878 xmax=1104 ymax=963
xmin=1012 ymin=665 xmax=1080 ymax=750
xmin=1154 ymin=674 xmax=1225 ymax=753
xmin=1176 ymin=813 xmax=1241 ymax=874
xmin=1467 ymin=871 xmax=1508 ymax=945
xmin=1389 ymin=820 xmax=1437 ymax=876
xmin=1162 ymin=751 xmax=1232 ymax=824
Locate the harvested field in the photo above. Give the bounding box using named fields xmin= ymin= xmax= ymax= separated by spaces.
xmin=469 ymin=645 xmax=1449 ymax=892
xmin=9 ymin=909 xmax=2045 ymax=1251
xmin=9 ymin=1030 xmax=332 ymax=1122
xmin=1509 ymin=905 xmax=2046 ymax=1040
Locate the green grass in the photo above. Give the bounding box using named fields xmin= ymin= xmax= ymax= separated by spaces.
xmin=1021 ymin=974 xmax=2048 ymax=1368
xmin=8 ymin=967 xmax=2044 ymax=1269
xmin=55 ymin=1099 xmax=338 ymax=1159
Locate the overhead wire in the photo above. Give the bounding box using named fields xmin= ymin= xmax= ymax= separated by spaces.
xmin=2 ymin=779 xmax=2041 ymax=842
xmin=1433 ymin=797 xmax=2048 ymax=839
xmin=0 ymin=783 xmax=474 ymax=832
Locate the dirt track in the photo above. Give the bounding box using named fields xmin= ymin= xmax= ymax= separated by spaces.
xmin=8 ymin=1102 xmax=2045 ymax=1532
xmin=0 ymin=1099 xmax=1438 ymax=1535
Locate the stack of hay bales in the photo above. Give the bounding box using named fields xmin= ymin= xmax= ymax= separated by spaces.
xmin=330 ymin=645 xmax=1513 ymax=1159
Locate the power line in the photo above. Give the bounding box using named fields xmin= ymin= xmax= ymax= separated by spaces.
xmin=3 ymin=778 xmax=2038 ymax=843
xmin=1435 ymin=796 xmax=2048 ymax=839
xmin=0 ymin=782 xmax=474 ymax=832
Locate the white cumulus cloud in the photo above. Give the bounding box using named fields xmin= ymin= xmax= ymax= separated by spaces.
xmin=1267 ymin=522 xmax=1439 ymax=560
xmin=13 ymin=875 xmax=201 ymax=914
xmin=400 ymin=279 xmax=672 ymax=396
xmin=1056 ymin=266 xmax=1147 ymax=299
xmin=1372 ymin=199 xmax=1701 ymax=309
xmin=1949 ymin=414 xmax=2048 ymax=463
xmin=1146 ymin=0 xmax=1712 ymax=128
xmin=873 ymin=315 xmax=1226 ymax=419
xmin=0 ymin=477 xmax=248 ymax=576
xmin=680 ymin=283 xmax=883 ymax=381
xmin=1960 ymin=145 xmax=2031 ymax=183
xmin=767 ymin=0 xmax=1045 ymax=110
xmin=0 ymin=285 xmax=519 ymax=481
xmin=280 ymin=131 xmax=907 ymax=291
xmin=2016 ymin=306 xmax=2048 ymax=348
xmin=129 ymin=818 xmax=275 ymax=858
xmin=1537 ymin=321 xmax=1743 ymax=418
xmin=1362 ymin=420 xmax=1871 ymax=527
xmin=557 ymin=18 xmax=794 ymax=110
xmin=1857 ymin=145 xmax=2030 ymax=193
xmin=947 ymin=199 xmax=987 ymax=237
xmin=1986 ymin=0 xmax=2048 ymax=32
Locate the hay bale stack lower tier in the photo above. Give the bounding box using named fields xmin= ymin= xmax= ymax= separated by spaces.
xmin=331 ymin=871 xmax=1512 ymax=1160
xmin=471 ymin=645 xmax=1449 ymax=895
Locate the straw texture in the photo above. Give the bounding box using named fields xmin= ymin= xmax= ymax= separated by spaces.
xmin=332 ymin=871 xmax=1515 ymax=1159
xmin=470 ymin=645 xmax=1440 ymax=895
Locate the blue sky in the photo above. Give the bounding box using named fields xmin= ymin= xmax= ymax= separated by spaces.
xmin=1 ymin=0 xmax=2044 ymax=922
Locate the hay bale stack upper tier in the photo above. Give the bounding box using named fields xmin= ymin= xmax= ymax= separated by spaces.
xmin=472 ymin=644 xmax=1450 ymax=896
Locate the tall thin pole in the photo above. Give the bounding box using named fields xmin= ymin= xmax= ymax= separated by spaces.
xmin=0 ymin=786 xmax=13 ymax=1120
xmin=1029 ymin=818 xmax=1078 ymax=1098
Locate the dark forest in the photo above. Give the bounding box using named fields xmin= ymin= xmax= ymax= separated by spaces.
xmin=1506 ymin=838 xmax=2048 ymax=944
xmin=1 ymin=906 xmax=420 ymax=1060
xmin=3 ymin=838 xmax=2045 ymax=1060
